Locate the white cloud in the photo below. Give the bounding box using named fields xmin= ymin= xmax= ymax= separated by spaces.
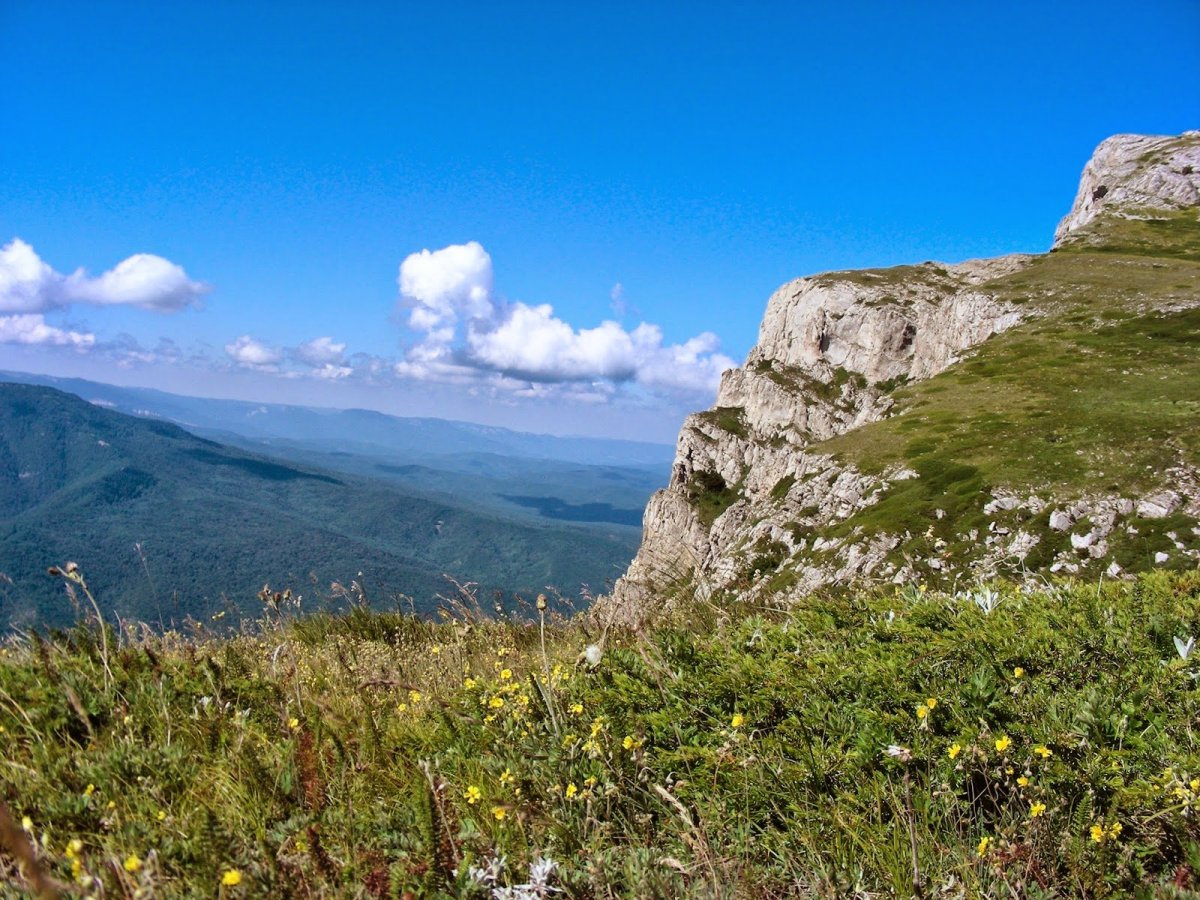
xmin=0 ymin=238 xmax=208 ymax=314
xmin=0 ymin=313 xmax=95 ymax=348
xmin=394 ymin=242 xmax=737 ymax=397
xmin=225 ymin=335 xmax=283 ymax=369
xmin=398 ymin=241 xmax=493 ymax=337
xmin=294 ymin=336 xmax=347 ymax=367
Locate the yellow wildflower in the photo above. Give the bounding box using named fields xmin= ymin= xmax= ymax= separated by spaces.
xmin=994 ymin=735 xmax=1012 ymax=752
xmin=408 ymin=690 xmax=422 ymax=704
xmin=491 ymin=806 xmax=506 ymax=821
xmin=124 ymin=854 xmax=142 ymax=873
xmin=500 ymin=668 xmax=513 ymax=681
xmin=926 ymin=698 xmax=938 ymax=709
xmin=977 ymin=836 xmax=990 ymax=857
xmin=569 ymin=702 xmax=584 ymax=715
xmin=1013 ymin=667 xmax=1025 ymax=678
xmin=565 ymin=783 xmax=578 ymax=799
xmin=948 ymin=743 xmax=962 ymax=759
xmin=1090 ymin=823 xmax=1106 ymax=843
xmin=623 ymin=735 xmax=641 ymax=751
xmin=1034 ymin=745 xmax=1052 ymax=759
xmin=66 ymin=838 xmax=83 ymax=857
xmin=916 ymin=704 xmax=929 ymax=720
xmin=488 ymin=696 xmax=505 ymax=709
xmin=731 ymin=713 xmax=746 ymax=728
xmin=1108 ymin=821 xmax=1122 ymax=839
xmin=464 ymin=785 xmax=482 ymax=804
xmin=584 ymin=775 xmax=598 ymax=788
xmin=156 ymin=810 xmax=166 ymax=821
xmin=1029 ymin=801 xmax=1046 ymax=818
xmin=464 ymin=677 xmax=477 ymax=689
xmin=591 ymin=716 xmax=606 ymax=737
xmin=288 ymin=717 xmax=300 ymax=730
xmin=222 ymin=869 xmax=243 ymax=886
xmin=83 ymin=784 xmax=95 ymax=796
xmin=1017 ymin=776 xmax=1029 ymax=787
xmin=396 ymin=702 xmax=407 ymax=713
xmin=431 ymin=645 xmax=441 ymax=655
xmin=499 ymin=768 xmax=514 ymax=786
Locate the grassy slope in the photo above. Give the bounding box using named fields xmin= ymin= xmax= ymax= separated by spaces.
xmin=804 ymin=213 xmax=1200 ymax=579
xmin=0 ymin=571 xmax=1197 ymax=896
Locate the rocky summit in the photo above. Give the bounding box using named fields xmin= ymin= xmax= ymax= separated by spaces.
xmin=605 ymin=131 xmax=1200 ymax=623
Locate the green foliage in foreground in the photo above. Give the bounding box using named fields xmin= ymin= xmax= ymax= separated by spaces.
xmin=2 ymin=571 xmax=1199 ymax=897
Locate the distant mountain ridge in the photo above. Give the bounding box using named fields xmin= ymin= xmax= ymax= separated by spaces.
xmin=0 ymin=371 xmax=673 ymax=466
xmin=0 ymin=383 xmax=641 ymax=629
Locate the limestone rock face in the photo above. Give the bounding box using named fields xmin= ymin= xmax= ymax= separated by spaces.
xmin=1053 ymin=132 xmax=1200 ymax=246
xmin=598 ymin=133 xmax=1200 ymax=626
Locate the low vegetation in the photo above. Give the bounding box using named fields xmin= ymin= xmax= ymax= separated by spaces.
xmin=2 ymin=566 xmax=1198 ymax=897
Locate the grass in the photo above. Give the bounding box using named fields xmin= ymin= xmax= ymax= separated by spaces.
xmin=1 ymin=569 xmax=1198 ymax=896
xmin=793 ymin=245 xmax=1200 ymax=583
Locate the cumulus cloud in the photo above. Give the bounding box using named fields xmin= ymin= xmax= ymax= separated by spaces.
xmin=225 ymin=335 xmax=283 ymax=370
xmin=0 ymin=238 xmax=209 ymax=313
xmin=398 ymin=241 xmax=493 ymax=335
xmin=395 ymin=242 xmax=736 ymax=396
xmin=0 ymin=313 xmax=94 ymax=348
xmin=294 ymin=336 xmax=347 ymax=367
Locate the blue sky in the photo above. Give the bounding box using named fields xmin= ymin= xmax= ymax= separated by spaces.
xmin=1 ymin=0 xmax=1197 ymax=440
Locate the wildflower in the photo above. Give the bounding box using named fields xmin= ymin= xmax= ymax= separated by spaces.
xmin=396 ymin=703 xmax=408 ymax=713
xmin=926 ymin=698 xmax=938 ymax=709
xmin=1090 ymin=823 xmax=1106 ymax=843
xmin=491 ymin=806 xmax=506 ymax=821
xmin=1017 ymin=776 xmax=1029 ymax=787
xmin=499 ymin=667 xmax=514 ymax=681
xmin=21 ymin=816 xmax=32 ymax=832
xmin=994 ymin=735 xmax=1012 ymax=752
xmin=948 ymin=743 xmax=962 ymax=760
xmin=590 ymin=716 xmax=606 ymax=737
xmin=488 ymin=696 xmax=505 ymax=709
xmin=221 ymin=869 xmax=243 ymax=886
xmin=408 ymin=690 xmax=422 ymax=704
xmin=464 ymin=677 xmax=477 ymax=689
xmin=916 ymin=704 xmax=929 ymax=720
xmin=569 ymin=702 xmax=584 ymax=715
xmin=1013 ymin=666 xmax=1025 ymax=678
xmin=977 ymin=836 xmax=990 ymax=857
xmin=499 ymin=768 xmax=514 ymax=786
xmin=1109 ymin=821 xmax=1122 ymax=839
xmin=83 ymin=784 xmax=95 ymax=796
xmin=623 ymin=735 xmax=641 ymax=751
xmin=584 ymin=775 xmax=598 ymax=788
xmin=288 ymin=717 xmax=300 ymax=730
xmin=156 ymin=810 xmax=166 ymax=821
xmin=565 ymin=783 xmax=578 ymax=799
xmin=731 ymin=713 xmax=746 ymax=728
xmin=431 ymin=645 xmax=441 ymax=655
xmin=1034 ymin=745 xmax=1052 ymax=759
xmin=1030 ymin=801 xmax=1047 ymax=818
xmin=464 ymin=785 xmax=482 ymax=804
xmin=66 ymin=838 xmax=83 ymax=857
xmin=124 ymin=854 xmax=142 ymax=873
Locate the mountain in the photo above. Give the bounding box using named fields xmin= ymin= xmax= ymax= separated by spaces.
xmin=0 ymin=372 xmax=669 ymax=530
xmin=0 ymin=383 xmax=640 ymax=629
xmin=605 ymin=131 xmax=1200 ymax=621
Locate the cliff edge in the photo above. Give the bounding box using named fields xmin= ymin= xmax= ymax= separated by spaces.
xmin=604 ymin=132 xmax=1200 ymax=624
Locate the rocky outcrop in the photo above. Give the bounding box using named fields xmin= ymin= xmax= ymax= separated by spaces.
xmin=601 ymin=132 xmax=1200 ymax=625
xmin=607 ymin=259 xmax=1034 ymax=621
xmin=1053 ymin=132 xmax=1200 ymax=246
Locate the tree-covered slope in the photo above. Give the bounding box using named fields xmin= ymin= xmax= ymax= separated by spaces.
xmin=0 ymin=384 xmax=638 ymax=628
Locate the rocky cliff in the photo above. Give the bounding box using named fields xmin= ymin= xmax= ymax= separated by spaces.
xmin=605 ymin=132 xmax=1200 ymax=623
